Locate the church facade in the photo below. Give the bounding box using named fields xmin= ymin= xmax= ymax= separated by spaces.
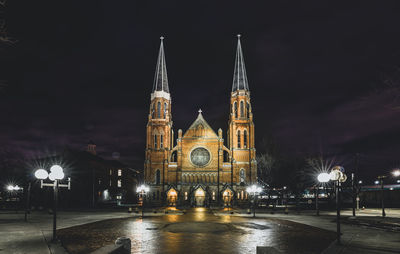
xmin=144 ymin=35 xmax=256 ymax=207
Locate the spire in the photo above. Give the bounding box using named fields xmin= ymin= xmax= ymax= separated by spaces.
xmin=152 ymin=36 xmax=169 ymax=93
xmin=232 ymin=34 xmax=249 ymax=92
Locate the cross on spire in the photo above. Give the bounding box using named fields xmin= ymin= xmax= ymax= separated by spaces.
xmin=198 ymin=109 xmax=202 ymax=114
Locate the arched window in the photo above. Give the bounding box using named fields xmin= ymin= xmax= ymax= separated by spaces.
xmin=154 ymin=134 xmax=157 ymax=149
xmin=160 ymin=134 xmax=164 ymax=148
xmin=246 ymin=102 xmax=250 ymax=118
xmin=156 ymin=170 xmax=161 ymax=185
xmin=240 ymin=101 xmax=244 ymax=117
xmin=157 ymin=101 xmax=161 ymax=118
xmin=243 ymin=130 xmax=247 ymax=148
xmin=237 ymin=130 xmax=241 ymax=148
xmin=151 ymin=103 xmax=155 ymax=119
xmin=163 ymin=102 xmax=167 ymax=119
xmin=171 ymin=150 xmax=177 ymax=162
xmin=223 ymin=150 xmax=230 ymax=162
xmin=240 ymin=169 xmax=245 ymax=183
xmin=234 ymin=102 xmax=238 ymax=118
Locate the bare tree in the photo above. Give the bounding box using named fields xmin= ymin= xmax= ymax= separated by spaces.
xmin=256 ymin=153 xmax=276 ymax=185
xmin=306 ymin=155 xmax=335 ymax=174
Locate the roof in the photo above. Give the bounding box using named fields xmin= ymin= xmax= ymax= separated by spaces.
xmin=232 ymin=34 xmax=249 ymax=92
xmin=152 ymin=36 xmax=169 ymax=93
xmin=183 ymin=110 xmax=218 ymax=139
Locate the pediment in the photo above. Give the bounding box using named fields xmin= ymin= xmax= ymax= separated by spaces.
xmin=183 ymin=112 xmax=218 ymax=139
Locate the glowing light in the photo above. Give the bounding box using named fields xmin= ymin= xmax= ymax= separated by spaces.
xmin=374 ymin=180 xmax=379 ymax=185
xmin=195 ymin=188 xmax=205 ymax=196
xmin=392 ymin=169 xmax=400 ymax=177
xmin=35 ymin=169 xmax=48 ymax=180
xmin=136 ymin=184 xmax=149 ymax=193
xmin=358 ymin=180 xmax=363 ymax=184
xmin=168 ymin=190 xmax=177 ymax=196
xmin=6 ymin=185 xmax=22 ymax=191
xmin=329 ymin=170 xmax=341 ymax=181
xmin=317 ymin=173 xmax=330 ymax=183
xmin=49 ymin=172 xmax=56 ymax=181
xmin=246 ymin=184 xmax=262 ymax=194
xmin=50 ymin=165 xmax=63 ymax=174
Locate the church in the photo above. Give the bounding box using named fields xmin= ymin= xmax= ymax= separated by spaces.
xmin=144 ymin=35 xmax=256 ymax=207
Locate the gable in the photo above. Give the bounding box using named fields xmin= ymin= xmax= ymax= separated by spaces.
xmin=182 ymin=113 xmax=218 ymax=139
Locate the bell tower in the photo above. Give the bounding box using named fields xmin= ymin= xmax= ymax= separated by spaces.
xmin=145 ymin=36 xmax=173 ymax=202
xmin=228 ymin=34 xmax=256 ymax=186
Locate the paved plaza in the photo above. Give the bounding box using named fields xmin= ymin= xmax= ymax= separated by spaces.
xmin=0 ymin=208 xmax=399 ymax=253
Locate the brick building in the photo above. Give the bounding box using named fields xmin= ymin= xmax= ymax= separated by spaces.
xmin=144 ymin=35 xmax=256 ymax=207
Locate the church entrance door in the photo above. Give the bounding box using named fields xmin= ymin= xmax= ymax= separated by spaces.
xmin=223 ymin=189 xmax=233 ymax=207
xmin=194 ymin=188 xmax=205 ymax=207
xmin=167 ymin=189 xmax=178 ymax=206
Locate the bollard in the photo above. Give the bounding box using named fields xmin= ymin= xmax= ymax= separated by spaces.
xmin=115 ymin=237 xmax=131 ymax=254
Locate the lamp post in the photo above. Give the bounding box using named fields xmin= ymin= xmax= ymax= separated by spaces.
xmin=318 ymin=167 xmax=347 ymax=245
xmin=25 ymin=182 xmax=31 ymax=222
xmin=317 ymin=173 xmax=330 ymax=216
xmin=136 ymin=184 xmax=149 ymax=218
xmin=377 ymin=175 xmax=386 ymax=217
xmin=246 ymin=184 xmax=262 ymax=218
xmin=34 ymin=165 xmax=70 ymax=242
xmin=376 ymin=169 xmax=400 ymax=218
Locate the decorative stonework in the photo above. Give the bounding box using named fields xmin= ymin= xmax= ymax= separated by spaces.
xmin=190 ymin=147 xmax=211 ymax=167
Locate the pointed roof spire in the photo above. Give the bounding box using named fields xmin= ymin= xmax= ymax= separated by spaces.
xmin=232 ymin=34 xmax=249 ymax=92
xmin=152 ymin=36 xmax=169 ymax=93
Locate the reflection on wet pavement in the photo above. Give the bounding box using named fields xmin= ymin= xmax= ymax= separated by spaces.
xmin=59 ymin=208 xmax=336 ymax=254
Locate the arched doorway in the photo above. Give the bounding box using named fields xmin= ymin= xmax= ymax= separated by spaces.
xmin=167 ymin=188 xmax=178 ymax=206
xmin=223 ymin=189 xmax=233 ymax=207
xmin=194 ymin=188 xmax=205 ymax=207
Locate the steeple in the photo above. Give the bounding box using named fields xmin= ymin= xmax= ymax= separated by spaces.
xmin=152 ymin=36 xmax=169 ymax=93
xmin=232 ymin=34 xmax=249 ymax=92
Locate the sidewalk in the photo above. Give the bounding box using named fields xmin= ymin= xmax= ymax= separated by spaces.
xmin=0 ymin=211 xmax=138 ymax=254
xmin=0 ymin=207 xmax=184 ymax=254
xmin=214 ymin=208 xmax=400 ymax=253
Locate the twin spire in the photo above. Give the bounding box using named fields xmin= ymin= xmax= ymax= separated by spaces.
xmin=151 ymin=35 xmax=249 ymax=94
xmin=232 ymin=34 xmax=249 ymax=92
xmin=152 ymin=36 xmax=170 ymax=93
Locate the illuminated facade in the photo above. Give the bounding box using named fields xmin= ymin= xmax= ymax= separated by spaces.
xmin=144 ymin=35 xmax=256 ymax=207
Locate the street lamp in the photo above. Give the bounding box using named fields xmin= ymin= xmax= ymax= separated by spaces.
xmin=317 ymin=172 xmax=330 ymax=216
xmin=377 ymin=169 xmax=400 ymax=218
xmin=246 ymin=184 xmax=262 ymax=218
xmin=318 ymin=166 xmax=347 ymax=245
xmin=34 ymin=165 xmax=70 ymax=242
xmin=136 ymin=184 xmax=149 ymax=217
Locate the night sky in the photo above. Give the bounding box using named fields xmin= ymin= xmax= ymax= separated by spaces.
xmin=1 ymin=1 xmax=400 ymax=180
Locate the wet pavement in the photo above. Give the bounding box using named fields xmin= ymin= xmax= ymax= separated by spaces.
xmin=58 ymin=208 xmax=336 ymax=254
